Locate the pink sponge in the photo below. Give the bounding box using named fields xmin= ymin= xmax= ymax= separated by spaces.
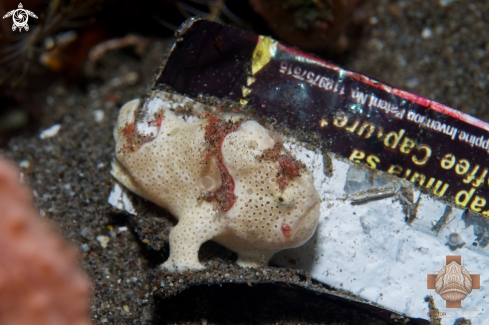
xmin=0 ymin=158 xmax=91 ymax=325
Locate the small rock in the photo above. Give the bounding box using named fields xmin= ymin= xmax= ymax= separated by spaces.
xmin=406 ymin=78 xmax=420 ymax=88
xmin=80 ymin=227 xmax=93 ymax=239
xmin=369 ymin=16 xmax=379 ymax=25
xmin=421 ymin=27 xmax=433 ymax=39
xmin=19 ymin=160 xmax=30 ymax=169
xmin=93 ymin=110 xmax=105 ymax=123
xmin=439 ymin=0 xmax=454 ymax=6
xmin=39 ymin=124 xmax=61 ymax=139
xmin=96 ymin=235 xmax=110 ymax=248
xmin=125 ymin=72 xmax=139 ymax=85
xmin=448 ymin=232 xmax=464 ymax=246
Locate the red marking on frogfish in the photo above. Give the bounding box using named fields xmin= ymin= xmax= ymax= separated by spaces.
xmin=123 ymin=122 xmax=137 ymax=138
xmin=279 ymin=154 xmax=301 ymax=178
xmin=257 ymin=144 xmax=303 ymax=191
xmin=148 ymin=113 xmax=165 ymax=129
xmin=215 ymin=160 xmax=236 ymax=212
xmin=120 ymin=121 xmax=154 ymax=153
xmin=201 ymin=111 xmax=240 ymax=212
xmin=281 ymin=223 xmax=292 ymax=238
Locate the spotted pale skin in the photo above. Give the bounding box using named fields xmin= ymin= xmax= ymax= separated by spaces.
xmin=111 ymin=91 xmax=321 ymax=272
